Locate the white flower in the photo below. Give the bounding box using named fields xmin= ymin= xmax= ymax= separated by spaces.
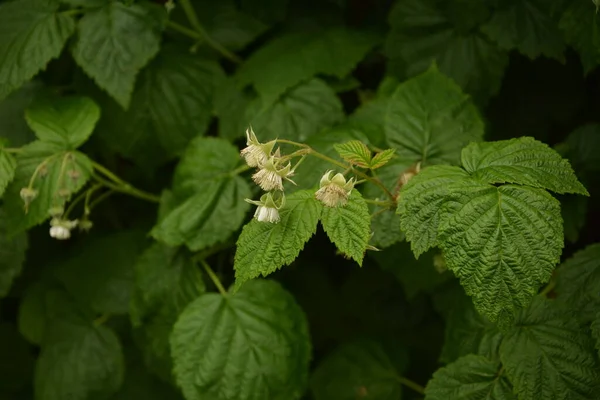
xmin=50 ymin=225 xmax=71 ymax=240
xmin=252 ymin=156 xmax=295 ymax=191
xmin=315 ymin=170 xmax=355 ymax=207
xmin=245 ymin=192 xmax=285 ymax=224
xmin=240 ymin=127 xmax=276 ymax=167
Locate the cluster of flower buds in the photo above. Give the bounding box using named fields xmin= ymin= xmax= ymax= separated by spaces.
xmin=315 ymin=170 xmax=355 ymax=208
xmin=241 ymin=127 xmax=299 ymax=224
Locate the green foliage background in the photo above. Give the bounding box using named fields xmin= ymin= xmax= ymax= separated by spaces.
xmin=1 ymin=0 xmax=600 ymax=399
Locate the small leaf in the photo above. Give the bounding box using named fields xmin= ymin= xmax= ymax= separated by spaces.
xmin=320 ymin=191 xmax=370 ymax=265
xmin=0 ymin=147 xmax=16 ymax=197
xmin=310 ymin=339 xmax=408 ymax=400
xmin=0 ymin=208 xmax=28 ymax=297
xmin=34 ymin=288 xmax=125 ymax=400
xmin=462 ymin=137 xmax=588 ymax=195
xmin=555 ymin=243 xmax=600 ymax=322
xmin=234 ymin=190 xmax=322 ymax=288
xmin=385 ymin=66 xmax=485 ymax=165
xmin=71 ymin=1 xmax=166 ymax=108
xmin=0 ymin=0 xmax=75 ymax=99
xmin=236 ymin=27 xmax=380 ymax=103
xmin=425 ymin=355 xmax=515 ymax=400
xmin=500 ymin=297 xmax=600 ymax=400
xmin=3 ymin=141 xmax=93 ymax=234
xmin=333 ymin=140 xmax=372 ymax=168
xmin=481 ymin=0 xmax=565 ymax=60
xmin=152 ymin=137 xmax=250 ymax=252
xmin=170 ymin=279 xmax=311 ymax=400
xmin=560 ymin=0 xmax=600 ymax=74
xmin=130 ymin=243 xmax=205 ymax=382
xmin=246 ymin=78 xmax=344 ymax=142
xmin=52 ymin=231 xmax=148 ymax=315
xmin=25 ymin=96 xmax=100 ymax=148
xmin=369 ymin=149 xmax=395 ymax=170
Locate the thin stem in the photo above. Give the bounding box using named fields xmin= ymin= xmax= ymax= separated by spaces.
xmin=64 ymin=184 xmax=102 ymax=218
xmin=200 ymin=260 xmax=228 ymax=297
xmin=61 ymin=9 xmax=84 ymax=17
xmin=177 ymin=0 xmax=242 ymax=63
xmin=275 ymin=139 xmax=395 ymax=201
xmin=93 ymin=313 xmax=110 ymax=326
xmin=396 ymin=376 xmax=425 ymax=395
xmin=540 ymin=279 xmax=555 ymax=297
xmin=364 ymin=198 xmax=393 ymax=207
xmin=89 ymin=189 xmax=115 ymax=210
xmin=166 ymin=20 xmax=201 ymax=40
xmin=2 ymin=147 xmax=22 ymax=154
xmin=91 ymin=161 xmax=161 ymax=203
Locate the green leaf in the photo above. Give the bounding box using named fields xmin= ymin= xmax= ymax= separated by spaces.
xmin=170 ymin=279 xmax=311 ymax=400
xmin=236 ymin=27 xmax=380 ymax=103
xmin=19 ymin=281 xmax=50 ymax=345
xmin=234 ymin=190 xmax=322 ymax=288
xmin=71 ymin=1 xmax=166 ymax=108
xmin=385 ymin=66 xmax=485 ymax=165
xmin=25 ymin=96 xmax=100 ymax=148
xmin=246 ymin=78 xmax=344 ymax=142
xmin=399 ymin=165 xmax=564 ymax=323
xmin=215 ymin=77 xmax=253 ymax=141
xmin=320 ymin=191 xmax=370 ymax=265
xmin=592 ymin=313 xmax=600 ymax=358
xmin=310 ymin=339 xmax=408 ymax=400
xmin=370 ymin=149 xmax=396 ymax=170
xmin=440 ymin=292 xmax=502 ymax=364
xmin=3 ymin=141 xmax=93 ymax=233
xmin=500 ymin=297 xmax=600 ymax=400
xmin=385 ymin=0 xmax=508 ymax=103
xmin=555 ymin=243 xmax=600 ymax=322
xmin=0 ymin=147 xmax=16 ymax=197
xmin=0 ymin=323 xmax=35 ymax=397
xmin=52 ymin=231 xmax=148 ymax=314
xmin=34 ymin=289 xmax=125 ymax=400
xmin=0 ymin=81 xmax=41 ymax=147
xmin=0 ymin=0 xmax=75 ymax=99
xmin=240 ymin=0 xmax=288 ymax=24
xmin=130 ymin=242 xmax=205 ymax=382
xmin=0 ymin=209 xmax=28 ymax=297
xmin=152 ymin=137 xmax=250 ymax=252
xmin=333 ymin=140 xmax=372 ymax=168
xmin=96 ymin=45 xmax=225 ymax=167
xmin=481 ymin=0 xmax=565 ymax=60
xmin=461 ymin=137 xmax=588 ymax=195
xmin=425 ymin=354 xmax=515 ymax=400
xmin=560 ymin=0 xmax=600 ymax=74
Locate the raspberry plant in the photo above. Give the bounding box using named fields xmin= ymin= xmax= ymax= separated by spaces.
xmin=1 ymin=0 xmax=600 ymax=399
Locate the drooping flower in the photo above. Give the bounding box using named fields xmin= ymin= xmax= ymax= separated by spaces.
xmin=240 ymin=127 xmax=276 ymax=167
xmin=245 ymin=192 xmax=286 ymax=224
xmin=49 ymin=218 xmax=78 ymax=240
xmin=315 ymin=170 xmax=355 ymax=207
xmin=252 ymin=156 xmax=295 ymax=191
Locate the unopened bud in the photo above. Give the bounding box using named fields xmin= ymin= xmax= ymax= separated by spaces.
xmin=315 ymin=170 xmax=355 ymax=207
xmin=48 ymin=206 xmax=64 ymax=217
xmin=49 ymin=225 xmax=71 ymax=240
xmin=20 ymin=188 xmax=38 ymax=204
xmin=79 ymin=220 xmax=93 ymax=232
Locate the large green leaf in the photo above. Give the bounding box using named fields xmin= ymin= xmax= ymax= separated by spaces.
xmin=560 ymin=0 xmax=600 ymax=74
xmin=462 ymin=137 xmax=589 ymax=195
xmin=385 ymin=0 xmax=508 ymax=103
xmin=152 ymin=137 xmax=250 ymax=252
xmin=71 ymin=1 xmax=166 ymax=108
xmin=52 ymin=231 xmax=148 ymax=314
xmin=425 ymin=354 xmax=515 ymax=400
xmin=234 ymin=190 xmax=322 ymax=288
xmin=0 ymin=0 xmax=75 ymax=99
xmin=0 ymin=147 xmax=16 ymax=197
xmin=25 ymin=96 xmax=101 ymax=148
xmin=246 ymin=78 xmax=344 ymax=142
xmin=320 ymin=191 xmax=370 ymax=265
xmin=555 ymin=243 xmax=600 ymax=322
xmin=130 ymin=242 xmax=205 ymax=382
xmin=310 ymin=339 xmax=408 ymax=400
xmin=34 ymin=289 xmax=124 ymax=400
xmin=97 ymin=45 xmax=225 ymax=167
xmin=592 ymin=312 xmax=600 ymax=358
xmin=3 ymin=141 xmax=93 ymax=233
xmin=0 ymin=82 xmax=40 ymax=147
xmin=481 ymin=0 xmax=564 ymax=60
xmin=236 ymin=27 xmax=380 ymax=103
xmin=500 ymin=297 xmax=600 ymax=400
xmin=170 ymin=279 xmax=310 ymax=400
xmin=384 ymin=66 xmax=485 ymax=165
xmin=0 ymin=209 xmax=28 ymax=297
xmin=0 ymin=323 xmax=35 ymax=397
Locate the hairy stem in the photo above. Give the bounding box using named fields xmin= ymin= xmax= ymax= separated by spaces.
xmin=201 ymin=259 xmax=228 ymax=297
xmin=91 ymin=161 xmax=161 ymax=203
xmin=396 ymin=376 xmax=425 ymax=395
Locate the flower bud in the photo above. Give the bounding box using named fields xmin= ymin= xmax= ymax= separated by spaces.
xmin=240 ymin=127 xmax=276 ymax=168
xmin=245 ymin=192 xmax=285 ymax=224
xmin=315 ymin=170 xmax=355 ymax=207
xmin=79 ymin=219 xmax=93 ymax=232
xmin=48 ymin=206 xmax=64 ymax=217
xmin=252 ymin=157 xmax=295 ymax=191
xmin=49 ymin=225 xmax=71 ymax=240
xmin=20 ymin=187 xmax=38 ymax=203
